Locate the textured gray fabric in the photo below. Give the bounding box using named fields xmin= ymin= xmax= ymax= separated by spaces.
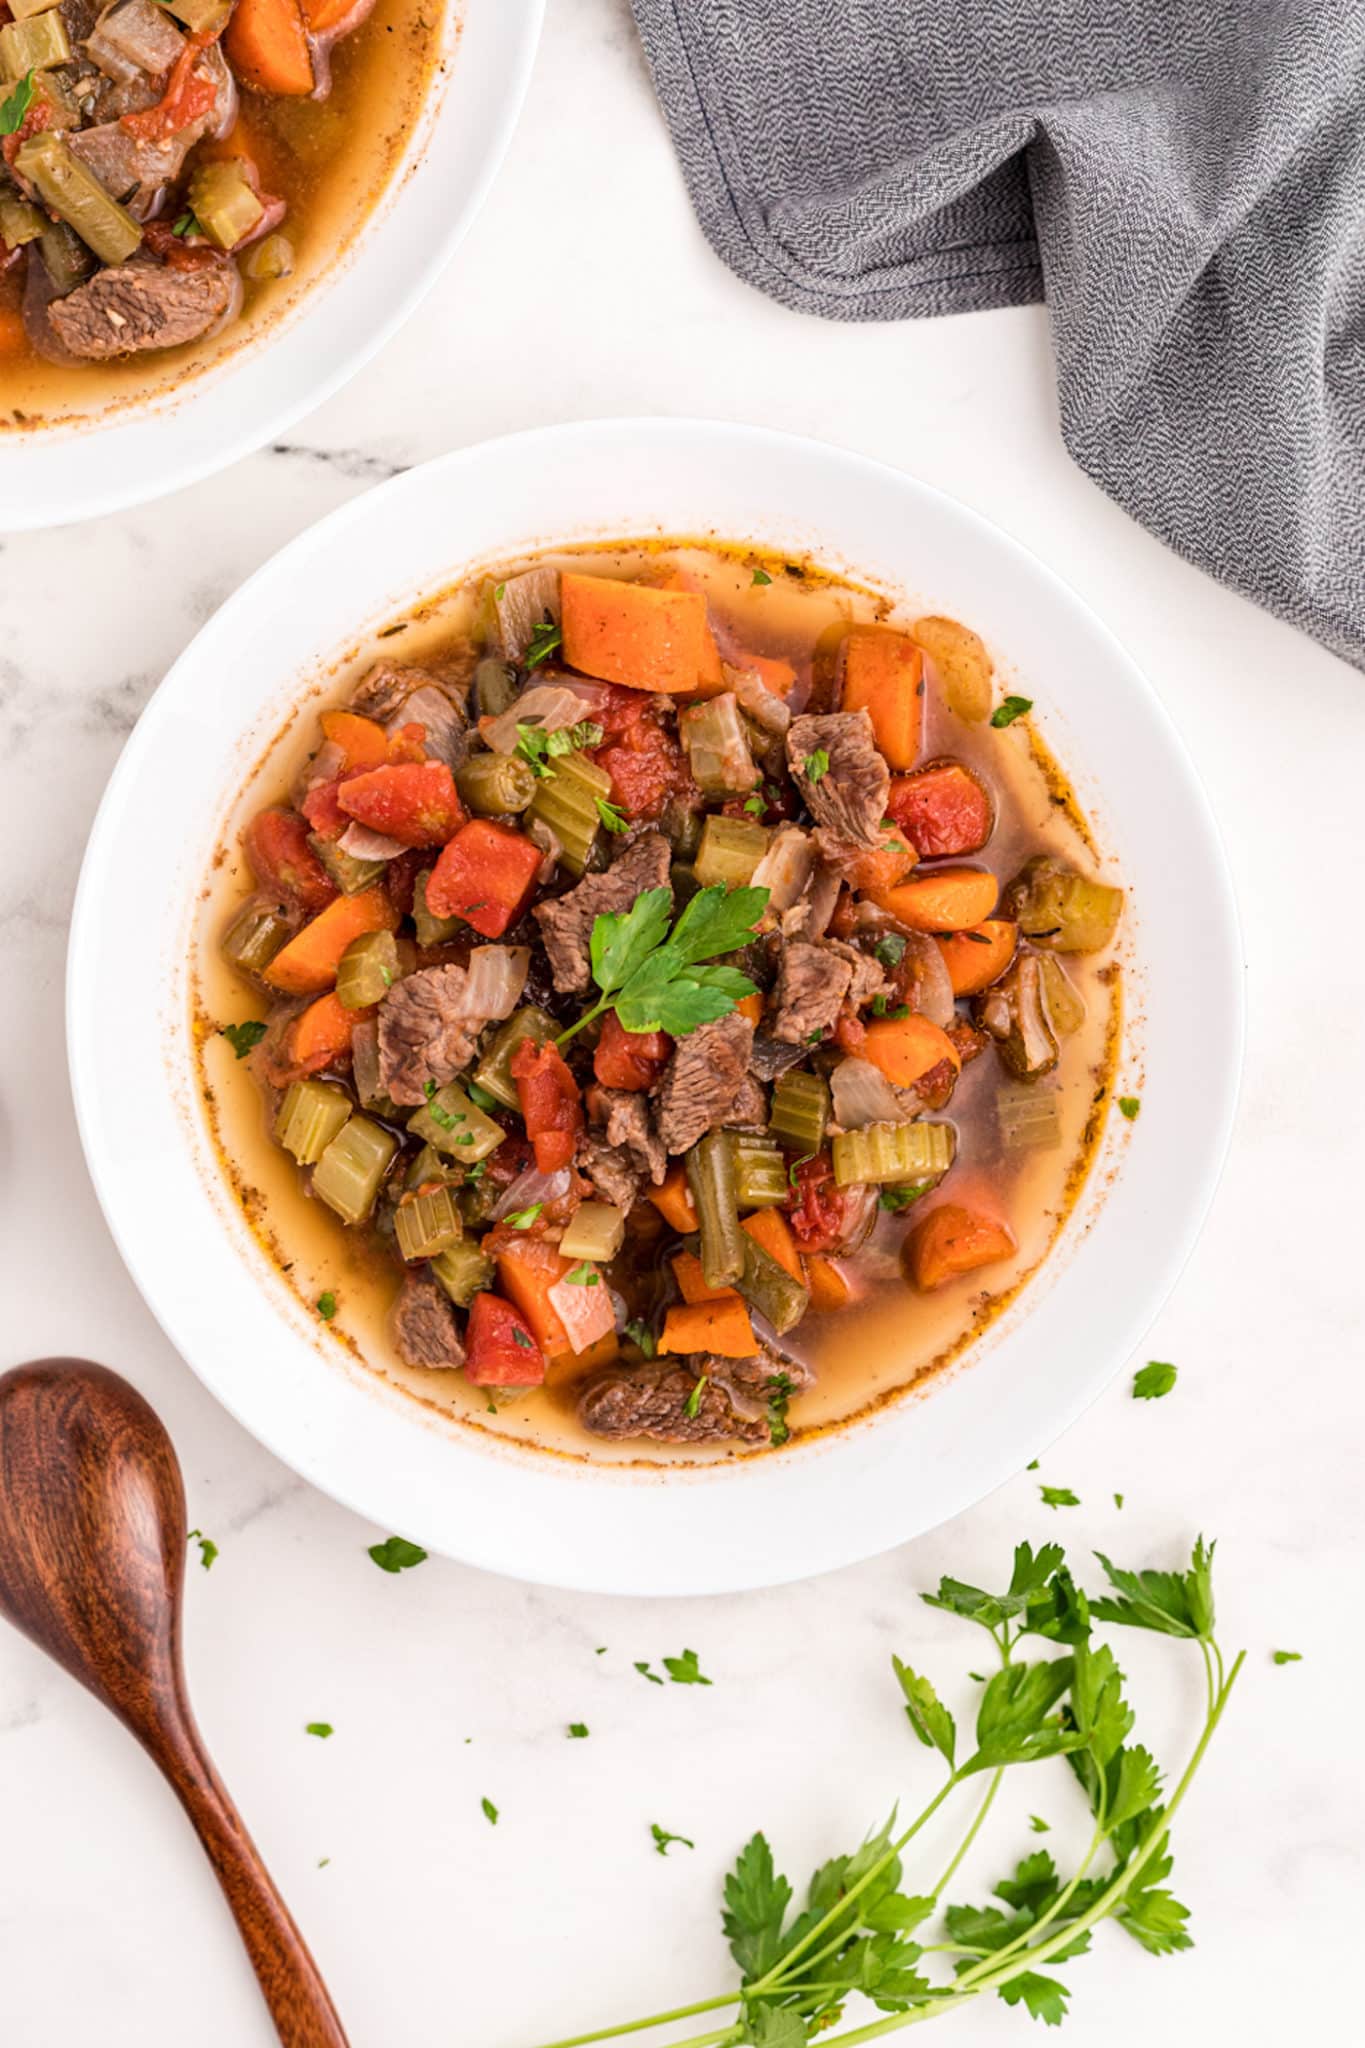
xmin=630 ymin=0 xmax=1365 ymax=668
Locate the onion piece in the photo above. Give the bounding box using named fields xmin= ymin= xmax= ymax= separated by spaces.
xmin=751 ymin=823 xmax=813 ymax=919
xmin=462 ymin=945 xmax=529 ymax=1021
xmin=338 ymin=821 xmax=404 ymax=862
xmin=492 ymin=1165 xmax=573 ymax=1222
xmin=901 ymin=930 xmax=955 ymax=1029
xmin=294 ymin=738 xmax=346 ymax=804
xmin=724 ymin=661 xmax=791 ymax=734
xmin=830 ymin=1056 xmax=902 ymax=1130
xmin=387 ymin=684 xmax=467 ymax=769
xmin=481 ymin=684 xmax=607 ymax=756
xmin=548 ymin=1269 xmax=618 ymax=1354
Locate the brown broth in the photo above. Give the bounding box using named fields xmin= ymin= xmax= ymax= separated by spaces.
xmin=193 ymin=540 xmax=1122 ymax=1466
xmin=0 ymin=0 xmax=445 ymax=428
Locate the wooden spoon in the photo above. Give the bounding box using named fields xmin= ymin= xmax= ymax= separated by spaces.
xmin=0 ymin=1358 xmax=349 ymax=2048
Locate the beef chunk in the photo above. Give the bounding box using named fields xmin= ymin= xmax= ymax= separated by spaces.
xmin=47 ymin=255 xmax=236 ymax=359
xmin=825 ymin=938 xmax=888 ymax=1009
xmin=534 ymin=831 xmax=672 ymax=995
xmin=578 ymin=1359 xmax=768 ymax=1446
xmin=377 ymin=965 xmax=480 ymax=1105
xmin=391 ymin=1270 xmax=464 ymax=1371
xmin=724 ymin=1351 xmax=816 ymax=1403
xmin=592 ymin=1087 xmax=667 ymax=1185
xmin=787 ymin=712 xmax=890 ymax=849
xmin=654 ymin=1011 xmax=755 ymax=1154
xmin=351 ymin=661 xmax=430 ymax=721
xmin=575 ymin=1131 xmax=644 ymax=1211
xmin=769 ymin=940 xmax=851 ymax=1044
xmin=750 ymin=1032 xmax=808 ymax=1083
xmin=729 ymin=1074 xmax=768 ymax=1129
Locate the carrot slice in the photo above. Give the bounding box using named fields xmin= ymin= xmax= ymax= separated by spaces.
xmin=660 ymin=1297 xmax=757 ymax=1359
xmin=860 ymin=1014 xmax=962 ymax=1089
xmin=840 ymin=627 xmax=924 ymax=769
xmin=740 ymin=1209 xmax=805 ymax=1286
xmin=492 ymin=1233 xmax=572 ymax=1357
xmin=828 ymin=821 xmax=918 ymax=896
xmin=806 ymin=1255 xmax=856 ymax=1312
xmin=262 ymin=887 xmax=395 ymax=994
xmin=648 ymin=1163 xmax=699 ymax=1233
xmin=935 ymin=920 xmax=1018 ymax=996
xmin=906 ymin=1203 xmax=1017 ymax=1292
xmin=225 ymin=0 xmax=314 ymax=96
xmin=869 ymin=867 xmax=998 ymax=933
xmin=736 ymin=992 xmax=764 ymax=1029
xmin=321 ymin=709 xmax=390 ymax=774
xmin=672 ymin=1251 xmax=742 ymax=1307
xmin=547 ymin=1331 xmax=620 ymax=1378
xmin=561 ymin=573 xmax=714 ymax=694
xmin=284 ymin=990 xmax=363 ymax=1076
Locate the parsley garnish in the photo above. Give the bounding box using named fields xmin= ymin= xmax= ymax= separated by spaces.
xmin=1039 ymin=1484 xmax=1080 ymax=1509
xmin=512 ymin=1327 xmax=533 ymax=1349
xmin=597 ymin=797 xmax=630 ymax=834
xmin=558 ymin=881 xmax=768 ymax=1044
xmin=1028 ymin=1815 xmax=1050 ymax=1834
xmin=494 ymin=581 xmax=507 ymax=600
xmin=871 ymin=995 xmax=911 ymax=1020
xmin=367 ymin=1535 xmax=428 ymax=1573
xmin=802 ymin=748 xmax=830 ymax=783
xmin=875 ymin=933 xmax=907 ymax=968
xmin=1118 ymin=1095 xmax=1141 ymax=1120
xmin=187 ymin=1529 xmax=218 ymax=1570
xmin=0 ymin=69 xmax=35 ymax=137
xmin=481 ymin=1795 xmax=500 ymax=1825
xmin=1114 ymin=1491 xmax=1125 ymax=1510
xmin=991 ymin=695 xmax=1033 ymax=728
xmin=568 ymin=1722 xmax=590 ymax=1738
xmin=1272 ymin=1650 xmax=1302 ymax=1665
xmin=787 ymin=1151 xmax=815 ymax=1188
xmin=172 ymin=210 xmax=205 ymax=240
xmin=565 ymin=1262 xmax=600 ymax=1286
xmin=465 ymin=1159 xmax=488 ymax=1183
xmin=751 ymin=567 xmax=773 ymax=586
xmin=879 ymin=1182 xmax=932 ymax=1213
xmin=663 ymin=1649 xmax=712 ymax=1686
xmin=635 ymin=1660 xmax=664 ymax=1685
xmin=506 ymin=1203 xmax=543 ymax=1230
xmin=524 ymin=615 xmax=563 ymax=670
xmin=1133 ymin=1361 xmax=1177 ymax=1401
xmin=624 ymin=1317 xmax=656 ymax=1358
xmin=220 ymin=1019 xmax=266 ymax=1059
xmin=742 ymin=794 xmax=766 ymax=817
xmin=651 ymin=1823 xmax=694 ymax=1856
xmin=306 ymin=1722 xmax=333 ymax=1739
xmin=316 ymin=1292 xmax=337 ymax=1320
xmin=765 ymin=1372 xmax=795 ymax=1447
xmin=515 ymin=718 xmax=605 ymax=778
xmin=685 ymin=1374 xmax=707 ymax=1419
xmin=468 ymin=1080 xmax=500 ymax=1110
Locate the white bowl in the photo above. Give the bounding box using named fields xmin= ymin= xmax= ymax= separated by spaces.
xmin=67 ymin=419 xmax=1243 ymax=1594
xmin=0 ymin=0 xmax=543 ymax=531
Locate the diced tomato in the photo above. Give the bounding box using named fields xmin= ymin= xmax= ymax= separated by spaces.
xmin=336 ymin=761 xmax=464 ymax=848
xmin=592 ymin=707 xmax=690 ymax=820
xmin=832 ymin=1002 xmax=865 ymax=1052
xmin=300 ymin=776 xmax=348 ymax=841
xmin=464 ymin=1291 xmax=546 ymax=1386
xmin=243 ymin=807 xmax=336 ymax=912
xmin=592 ymin=1012 xmax=672 ymax=1091
xmin=785 ymin=1153 xmax=863 ymax=1254
xmin=511 ymin=1038 xmax=584 ymax=1173
xmin=387 ymin=721 xmax=428 ymax=765
xmin=425 ymin=820 xmax=542 ymax=936
xmin=121 ymin=32 xmax=218 ymax=143
xmin=888 ymin=759 xmax=994 ymax=859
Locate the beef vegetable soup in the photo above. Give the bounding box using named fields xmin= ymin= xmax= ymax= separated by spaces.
xmin=0 ymin=0 xmax=439 ymax=417
xmin=198 ymin=544 xmax=1124 ymax=1462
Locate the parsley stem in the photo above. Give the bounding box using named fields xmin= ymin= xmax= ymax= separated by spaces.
xmin=530 ymin=1996 xmax=742 ymax=2048
xmin=927 ymin=1767 xmax=1003 ymax=1900
xmin=556 ymin=996 xmax=609 ymax=1050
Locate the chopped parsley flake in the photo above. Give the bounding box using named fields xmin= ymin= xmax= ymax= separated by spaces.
xmin=1133 ymin=1360 xmax=1178 ymax=1401
xmin=651 ymin=1823 xmax=695 ymax=1856
xmin=0 ymin=70 xmax=36 ymax=137
xmin=624 ymin=1318 xmax=656 ymax=1358
xmin=524 ymin=615 xmax=563 ymax=670
xmin=568 ymin=1722 xmax=590 ymax=1738
xmin=685 ymin=1375 xmax=707 ymax=1420
xmin=187 ymin=1529 xmax=218 ymax=1570
xmin=803 ymin=748 xmax=830 ymax=782
xmin=481 ymin=1795 xmax=499 ymax=1825
xmin=367 ymin=1535 xmax=428 ymax=1574
xmin=662 ymin=1649 xmax=712 ymax=1686
xmin=316 ymin=1292 xmax=337 ymax=1320
xmin=306 ymin=1722 xmax=333 ymax=1739
xmin=221 ymin=1019 xmax=266 ymax=1059
xmin=879 ymin=1182 xmax=932 ymax=1213
xmin=874 ymin=933 xmax=907 ymax=969
xmin=990 ymin=695 xmax=1033 ymax=728
xmin=1272 ymin=1650 xmax=1302 ymax=1665
xmin=635 ymin=1660 xmax=664 ymax=1685
xmin=751 ymin=567 xmax=773 ymax=586
xmin=506 ymin=1204 xmax=543 ymax=1230
xmin=565 ymin=1262 xmax=600 ymax=1287
xmin=597 ymin=797 xmax=630 ymax=835
xmin=765 ymin=1373 xmax=795 ymax=1447
xmin=1039 ymin=1485 xmax=1081 ymax=1510
xmin=1118 ymin=1095 xmax=1141 ymax=1121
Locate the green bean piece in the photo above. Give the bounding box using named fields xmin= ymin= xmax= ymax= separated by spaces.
xmin=407 ymin=1083 xmax=506 ymax=1162
xmin=455 ymin=749 xmax=537 ymax=817
xmin=312 ymin=1115 xmax=397 ymax=1225
xmin=13 ymin=132 xmax=140 ymax=266
xmin=307 ymin=832 xmax=383 ymax=897
xmin=997 ymin=1084 xmax=1062 ymax=1152
xmin=685 ymin=1131 xmax=745 ymax=1290
xmin=0 ymin=193 xmax=44 ymax=247
xmin=736 ymin=1234 xmax=809 ymax=1336
xmin=0 ymin=6 xmax=68 ymax=75
xmin=335 ymin=929 xmax=399 ymax=1010
xmin=1039 ymin=954 xmax=1086 ymax=1036
xmin=679 ymin=693 xmax=759 ymax=797
xmin=411 ymin=868 xmax=461 ymax=947
xmin=474 ymin=655 xmax=518 ymax=718
xmin=222 ymin=900 xmax=293 ymax=977
xmin=242 ymin=232 xmax=293 ymax=282
xmin=528 ymin=750 xmax=610 ymax=877
xmin=472 ymin=1006 xmax=556 ymax=1110
xmin=726 ymin=1130 xmax=787 ymax=1209
xmin=36 ymin=219 xmax=91 ymax=295
xmin=694 ymin=814 xmax=771 ymax=889
xmin=187 ymin=159 xmax=264 ymax=251
xmin=274 ymin=1079 xmax=351 ymax=1167
xmin=431 ymin=1238 xmax=496 ymax=1308
xmin=1004 ymin=855 xmax=1124 ymax=954
xmin=394 ymin=1185 xmax=464 ymax=1261
xmin=831 ymin=1119 xmax=956 ymax=1188
xmin=559 ymin=1201 xmax=626 ymax=1264
xmin=769 ymin=1069 xmax=830 ymax=1153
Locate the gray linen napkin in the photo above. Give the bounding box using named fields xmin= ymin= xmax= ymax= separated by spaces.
xmin=630 ymin=0 xmax=1365 ymax=668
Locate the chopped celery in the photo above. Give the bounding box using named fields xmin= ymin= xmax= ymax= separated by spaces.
xmin=528 ymin=750 xmax=609 ymax=877
xmin=1 ymin=7 xmax=69 ymax=75
xmin=1039 ymin=954 xmax=1086 ymax=1037
xmin=187 ymin=159 xmax=263 ymax=252
xmin=9 ymin=0 xmax=65 ymax=18
xmin=407 ymin=1083 xmax=505 ymax=1162
xmin=685 ymin=1130 xmax=745 ymax=1290
xmin=0 ymin=193 xmax=44 ymax=247
xmin=431 ymin=1238 xmax=495 ymax=1307
xmin=726 ymin=1130 xmax=787 ymax=1209
xmin=412 ymin=868 xmax=461 ymax=947
xmin=472 ymin=1006 xmax=556 ymax=1110
xmin=736 ymin=1234 xmax=809 ymax=1335
xmin=769 ymin=1069 xmax=829 ymax=1153
xmin=976 ymin=952 xmax=1058 ymax=1079
xmin=155 ymin=0 xmax=230 ymax=33
xmin=405 ymin=1142 xmax=457 ymax=1191
xmin=559 ymin=1201 xmax=626 ymax=1264
xmin=474 ymin=655 xmax=518 ymax=717
xmin=457 ymin=1172 xmax=502 ymax=1228
xmin=831 ymin=1119 xmax=956 ymax=1187
xmin=13 ymin=132 xmax=140 ymax=266
xmin=335 ymin=929 xmax=399 ymax=1010
xmin=395 ymin=1185 xmax=464 ymax=1261
xmin=21 ymin=69 xmax=77 ymax=133
xmin=997 ymin=1085 xmax=1062 ymax=1152
xmin=694 ymin=814 xmax=770 ymax=889
xmin=455 ymin=750 xmax=537 ymax=817
xmin=679 ymin=693 xmax=759 ymax=796
xmin=313 ymin=1116 xmax=397 ymax=1225
xmin=308 ymin=832 xmax=383 ymax=896
xmin=222 ymin=900 xmax=292 ymax=977
xmin=1005 ymin=856 xmax=1123 ymax=954
xmin=274 ymin=1080 xmax=351 ymax=1166
xmin=36 ymin=220 xmax=92 ymax=296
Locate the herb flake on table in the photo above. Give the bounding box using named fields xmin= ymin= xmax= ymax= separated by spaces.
xmin=568 ymin=1723 xmax=590 ymax=1739
xmin=663 ymin=1649 xmax=712 ymax=1687
xmin=187 ymin=1529 xmax=218 ymax=1570
xmin=1272 ymin=1649 xmax=1302 ymax=1665
xmin=635 ymin=1660 xmax=664 ymax=1685
xmin=1039 ymin=1484 xmax=1080 ymax=1509
xmin=481 ymin=1796 xmax=499 ymax=1825
xmin=1133 ymin=1361 xmax=1178 ymax=1400
xmin=367 ymin=1535 xmax=428 ymax=1574
xmin=306 ymin=1722 xmax=333 ymax=1739
xmin=651 ymin=1823 xmax=694 ymax=1856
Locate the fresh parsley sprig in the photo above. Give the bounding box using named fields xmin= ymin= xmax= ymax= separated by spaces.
xmin=0 ymin=69 xmax=35 ymax=137
xmin=557 ymin=883 xmax=769 ymax=1044
xmin=528 ymin=1536 xmax=1242 ymax=2048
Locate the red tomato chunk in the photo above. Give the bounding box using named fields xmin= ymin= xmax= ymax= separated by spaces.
xmin=244 ymin=807 xmax=336 ymax=912
xmin=337 ymin=762 xmax=464 ymax=848
xmin=465 ymin=1292 xmax=546 ymax=1385
xmin=592 ymin=1012 xmax=671 ymax=1091
xmin=511 ymin=1038 xmax=584 ymax=1173
xmin=785 ymin=1153 xmax=863 ymax=1254
xmin=888 ymin=760 xmax=994 ymax=859
xmin=425 ymin=819 xmax=542 ymax=936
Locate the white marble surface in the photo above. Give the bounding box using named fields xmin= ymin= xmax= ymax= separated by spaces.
xmin=2 ymin=1 xmax=1363 ymax=2041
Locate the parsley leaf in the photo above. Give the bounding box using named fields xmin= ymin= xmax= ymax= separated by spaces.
xmin=1089 ymin=1536 xmax=1216 ymax=1640
xmin=743 ymin=793 xmax=766 ymax=817
xmin=0 ymin=70 xmax=35 ymax=138
xmin=662 ymin=1648 xmax=712 ymax=1686
xmin=880 ymin=1183 xmax=932 ymax=1212
xmin=506 ymin=1204 xmax=543 ymax=1230
xmin=765 ymin=1371 xmax=795 ymax=1447
xmin=565 ymin=1262 xmax=600 ymax=1286
xmin=990 ymin=695 xmax=1033 ymax=728
xmin=187 ymin=1529 xmax=218 ymax=1570
xmin=367 ymin=1535 xmax=428 ymax=1574
xmin=598 ymin=797 xmax=630 ymax=834
xmin=565 ymin=883 xmax=768 ymax=1045
xmin=997 ymin=1970 xmax=1070 ymax=2023
xmin=568 ymin=1722 xmax=590 ymax=1738
xmin=316 ymin=1292 xmax=337 ymax=1320
xmin=1029 ymin=1814 xmax=1051 ymax=1833
xmin=481 ymin=1795 xmax=499 ymax=1825
xmin=1133 ymin=1361 xmax=1177 ymax=1400
xmin=524 ymin=616 xmax=562 ymax=670
xmin=892 ymin=1657 xmax=956 ymax=1766
xmin=221 ymin=1019 xmax=266 ymax=1058
xmin=172 ymin=209 xmax=204 ymax=240
xmin=802 ymin=748 xmax=830 ymax=782
xmin=722 ymin=1833 xmax=792 ymax=1977
xmin=1040 ymin=1485 xmax=1080 ymax=1509
xmin=1117 ymin=1095 xmax=1141 ymax=1120
xmin=652 ymin=1822 xmax=695 ymax=1856
xmin=635 ymin=1660 xmax=664 ymax=1685
xmin=874 ymin=932 xmax=907 ymax=969
xmin=467 ymin=1080 xmax=500 ymax=1110
xmin=306 ymin=1722 xmax=333 ymax=1739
